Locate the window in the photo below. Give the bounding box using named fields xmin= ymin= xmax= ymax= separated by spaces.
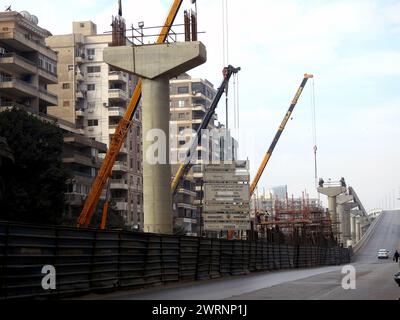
xmin=192 ymin=82 xmax=205 ymax=95
xmin=38 ymin=54 xmax=57 ymax=75
xmin=88 ymin=119 xmax=99 ymax=127
xmin=68 ymin=65 xmax=74 ymax=71
xmin=178 ymin=126 xmax=185 ymax=133
xmin=87 ymin=84 xmax=95 ymax=91
xmin=62 ymin=83 xmax=70 ymax=89
xmin=87 ymin=48 xmax=95 ymax=56
xmin=63 ymin=101 xmax=70 ymax=107
xmin=80 ymin=23 xmax=85 ymax=28
xmin=87 ymin=66 xmax=101 ymax=73
xmin=178 ymin=86 xmax=189 ymax=94
xmin=178 ymin=113 xmax=185 ymax=119
xmin=178 ymin=100 xmax=186 ymax=108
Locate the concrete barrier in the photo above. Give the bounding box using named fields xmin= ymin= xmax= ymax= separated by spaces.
xmin=352 ymin=212 xmax=385 ymax=254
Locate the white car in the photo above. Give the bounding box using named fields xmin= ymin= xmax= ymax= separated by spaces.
xmin=377 ymin=249 xmax=389 ymax=259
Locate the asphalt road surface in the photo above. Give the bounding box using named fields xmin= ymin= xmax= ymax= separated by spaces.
xmin=82 ymin=211 xmax=400 ymax=300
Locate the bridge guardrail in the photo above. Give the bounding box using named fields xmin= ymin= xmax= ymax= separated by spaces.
xmin=352 ymin=212 xmax=385 ymax=254
xmin=0 ymin=221 xmax=350 ymax=300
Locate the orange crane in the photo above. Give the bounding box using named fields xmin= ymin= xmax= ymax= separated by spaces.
xmin=77 ymin=0 xmax=185 ymax=228
xmin=249 ymin=74 xmax=314 ymax=197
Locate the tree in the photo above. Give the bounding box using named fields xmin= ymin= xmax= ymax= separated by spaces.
xmin=0 ymin=109 xmax=69 ymax=224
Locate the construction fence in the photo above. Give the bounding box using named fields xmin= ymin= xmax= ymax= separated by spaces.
xmin=0 ymin=221 xmax=351 ymax=300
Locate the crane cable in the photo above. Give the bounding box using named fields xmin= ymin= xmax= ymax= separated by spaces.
xmin=310 ymin=77 xmax=319 ymax=198
xmin=222 ymin=0 xmax=230 ymax=130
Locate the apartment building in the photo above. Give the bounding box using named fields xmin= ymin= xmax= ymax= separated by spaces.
xmin=0 ymin=11 xmax=58 ymax=113
xmin=170 ymin=73 xmax=218 ymax=234
xmin=63 ymin=126 xmax=107 ymax=216
xmin=46 ymin=21 xmax=143 ymax=230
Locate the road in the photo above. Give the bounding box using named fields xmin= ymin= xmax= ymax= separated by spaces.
xmin=81 ymin=210 xmax=400 ymax=300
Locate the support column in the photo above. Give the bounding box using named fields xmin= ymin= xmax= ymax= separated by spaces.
xmin=350 ymin=215 xmax=357 ymax=243
xmin=337 ymin=195 xmax=357 ymax=247
xmin=318 ymin=186 xmax=346 ymax=241
xmin=356 ymin=217 xmax=361 ymax=242
xmin=142 ymin=76 xmax=171 ymax=234
xmin=104 ymin=42 xmax=207 ymax=235
xmin=328 ymin=196 xmax=339 ymax=236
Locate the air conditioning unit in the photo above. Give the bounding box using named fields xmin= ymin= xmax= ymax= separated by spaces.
xmin=88 ymin=127 xmax=95 ymax=131
xmin=88 ymin=110 xmax=94 ymax=113
xmin=88 ymin=55 xmax=94 ymax=60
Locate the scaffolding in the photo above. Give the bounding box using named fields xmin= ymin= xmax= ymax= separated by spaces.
xmin=255 ymin=192 xmax=338 ymax=246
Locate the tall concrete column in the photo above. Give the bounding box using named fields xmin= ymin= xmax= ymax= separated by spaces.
xmin=104 ymin=42 xmax=207 ymax=234
xmin=142 ymin=76 xmax=171 ymax=233
xmin=350 ymin=215 xmax=357 ymax=243
xmin=356 ymin=217 xmax=362 ymax=242
xmin=328 ymin=196 xmax=339 ymax=235
xmin=337 ymin=195 xmax=357 ymax=247
xmin=318 ymin=186 xmax=346 ymax=240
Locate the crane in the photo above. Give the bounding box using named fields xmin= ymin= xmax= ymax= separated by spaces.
xmin=249 ymin=74 xmax=314 ymax=197
xmin=77 ymin=0 xmax=185 ymax=228
xmin=171 ymin=65 xmax=241 ymax=195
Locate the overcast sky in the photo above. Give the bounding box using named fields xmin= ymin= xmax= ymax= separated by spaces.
xmin=7 ymin=0 xmax=400 ymax=211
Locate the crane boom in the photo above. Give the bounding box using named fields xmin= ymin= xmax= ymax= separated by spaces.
xmin=171 ymin=65 xmax=241 ymax=195
xmin=77 ymin=0 xmax=184 ymax=228
xmin=249 ymin=74 xmax=314 ymax=197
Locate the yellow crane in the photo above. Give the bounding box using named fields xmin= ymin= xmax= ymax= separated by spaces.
xmin=77 ymin=0 xmax=185 ymax=228
xmin=249 ymin=74 xmax=314 ymax=197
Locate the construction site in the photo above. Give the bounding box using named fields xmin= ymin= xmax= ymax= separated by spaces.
xmin=1 ymin=0 xmax=395 ymax=301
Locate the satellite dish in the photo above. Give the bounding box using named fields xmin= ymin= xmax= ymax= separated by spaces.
xmin=20 ymin=11 xmax=31 ymax=21
xmin=30 ymin=15 xmax=39 ymax=25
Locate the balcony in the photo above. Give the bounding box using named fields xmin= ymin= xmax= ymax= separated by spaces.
xmin=39 ymin=87 xmax=58 ymax=106
xmin=75 ymin=54 xmax=85 ymax=64
xmin=177 ymin=203 xmax=197 ymax=211
xmin=109 ymin=89 xmax=128 ymax=102
xmin=63 ymin=151 xmax=100 ymax=168
xmin=114 ymin=201 xmax=128 ymax=211
xmin=108 ymin=107 xmax=125 ymax=118
xmin=38 ymin=67 xmax=58 ymax=85
xmin=0 ymin=77 xmax=37 ymax=98
xmin=119 ymin=146 xmax=128 ymax=154
xmin=0 ymin=53 xmax=36 ymax=75
xmin=113 ymin=161 xmax=128 ymax=172
xmin=76 ymin=72 xmax=85 ymax=82
xmin=76 ymin=109 xmax=85 ymax=118
xmin=109 ymin=71 xmax=128 ymax=83
xmin=192 ymin=104 xmax=206 ymax=112
xmin=178 ymin=188 xmax=197 ymax=197
xmin=110 ymin=179 xmax=129 ymax=190
xmin=65 ymin=193 xmax=86 ymax=206
xmin=76 ymin=90 xmax=86 ymax=100
xmin=0 ymin=28 xmax=57 ymax=60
